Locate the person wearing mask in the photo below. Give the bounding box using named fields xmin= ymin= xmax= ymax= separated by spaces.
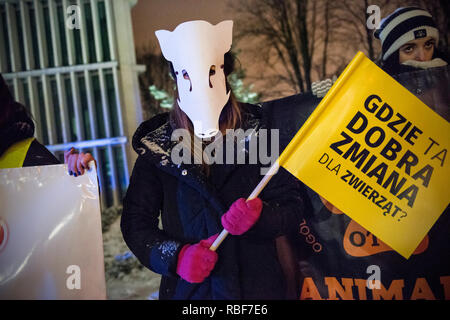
xmin=120 ymin=20 xmax=305 ymax=300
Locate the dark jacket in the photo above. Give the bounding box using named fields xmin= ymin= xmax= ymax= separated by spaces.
xmin=0 ymin=74 xmax=59 ymax=167
xmin=121 ymin=103 xmax=306 ymax=300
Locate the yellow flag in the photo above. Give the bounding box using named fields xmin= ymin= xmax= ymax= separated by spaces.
xmin=279 ymin=52 xmax=450 ymax=259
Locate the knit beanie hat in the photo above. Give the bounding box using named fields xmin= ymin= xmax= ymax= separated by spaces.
xmin=374 ymin=7 xmax=439 ymax=61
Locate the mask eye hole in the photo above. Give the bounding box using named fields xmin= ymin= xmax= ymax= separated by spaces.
xmin=209 ymin=65 xmax=216 ymax=76
xmin=209 ymin=65 xmax=216 ymax=88
xmin=182 ymin=69 xmax=192 ymax=91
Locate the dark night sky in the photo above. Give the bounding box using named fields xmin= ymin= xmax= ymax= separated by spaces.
xmin=129 ymin=0 xmax=367 ymax=99
xmin=130 ymin=1 xmax=436 ymax=99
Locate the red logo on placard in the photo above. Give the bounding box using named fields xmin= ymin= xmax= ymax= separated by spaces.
xmin=0 ymin=218 xmax=8 ymax=253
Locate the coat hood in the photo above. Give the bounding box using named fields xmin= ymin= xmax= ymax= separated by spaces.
xmin=132 ymin=111 xmax=174 ymax=164
xmin=0 ymin=74 xmax=35 ymax=157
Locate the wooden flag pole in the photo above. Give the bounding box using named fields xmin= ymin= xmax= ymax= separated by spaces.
xmin=209 ymin=160 xmax=281 ymax=251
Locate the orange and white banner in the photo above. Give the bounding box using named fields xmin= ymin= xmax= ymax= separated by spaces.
xmin=0 ymin=163 xmax=105 ymax=299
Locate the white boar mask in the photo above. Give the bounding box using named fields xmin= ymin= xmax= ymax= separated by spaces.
xmin=155 ymin=20 xmax=233 ymax=138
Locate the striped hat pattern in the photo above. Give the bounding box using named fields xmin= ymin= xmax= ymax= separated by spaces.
xmin=374 ymin=7 xmax=439 ymax=61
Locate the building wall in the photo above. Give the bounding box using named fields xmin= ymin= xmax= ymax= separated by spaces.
xmin=0 ymin=0 xmax=144 ymax=208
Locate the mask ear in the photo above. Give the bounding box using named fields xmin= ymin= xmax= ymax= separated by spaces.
xmin=215 ymin=20 xmax=233 ymax=53
xmin=155 ymin=29 xmax=174 ymax=62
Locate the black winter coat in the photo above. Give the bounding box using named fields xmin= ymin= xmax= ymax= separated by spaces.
xmin=121 ymin=103 xmax=306 ymax=300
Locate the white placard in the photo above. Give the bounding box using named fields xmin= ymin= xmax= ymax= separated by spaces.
xmin=0 ymin=163 xmax=106 ymax=299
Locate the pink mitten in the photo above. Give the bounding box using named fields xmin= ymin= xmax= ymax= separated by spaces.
xmin=176 ymin=234 xmax=219 ymax=283
xmin=221 ymin=198 xmax=263 ymax=235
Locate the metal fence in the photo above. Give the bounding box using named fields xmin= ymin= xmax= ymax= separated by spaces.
xmin=0 ymin=0 xmax=139 ymax=208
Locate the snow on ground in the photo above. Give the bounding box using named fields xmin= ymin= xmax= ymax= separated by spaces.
xmin=102 ymin=216 xmax=161 ymax=300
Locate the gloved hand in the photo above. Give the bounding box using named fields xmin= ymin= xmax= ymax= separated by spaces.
xmin=176 ymin=234 xmax=219 ymax=283
xmin=221 ymin=198 xmax=263 ymax=235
